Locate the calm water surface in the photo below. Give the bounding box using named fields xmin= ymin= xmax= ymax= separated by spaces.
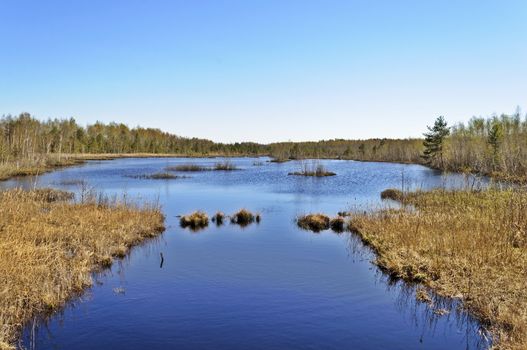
xmin=2 ymin=158 xmax=490 ymax=349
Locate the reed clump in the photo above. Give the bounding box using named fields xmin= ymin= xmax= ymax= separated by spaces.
xmin=165 ymin=164 xmax=208 ymax=172
xmin=211 ymin=212 xmax=225 ymax=225
xmin=0 ymin=188 xmax=165 ymax=348
xmin=130 ymin=172 xmax=183 ymax=180
xmin=329 ymin=216 xmax=345 ymax=232
xmin=214 ymin=161 xmax=238 ymax=171
xmin=380 ymin=188 xmax=404 ymax=201
xmin=230 ymin=209 xmax=258 ymax=226
xmin=180 ymin=211 xmax=209 ymax=230
xmin=297 ymin=214 xmax=330 ymax=232
xmin=349 ymin=188 xmax=527 ymax=349
xmin=289 ymin=163 xmax=336 ymax=177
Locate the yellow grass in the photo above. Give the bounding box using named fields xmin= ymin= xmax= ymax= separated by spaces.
xmin=230 ymin=209 xmax=258 ymax=226
xmin=0 ymin=189 xmax=165 ymax=349
xmin=180 ymin=211 xmax=209 ymax=230
xmin=349 ymin=188 xmax=527 ymax=349
xmin=297 ymin=214 xmax=330 ymax=232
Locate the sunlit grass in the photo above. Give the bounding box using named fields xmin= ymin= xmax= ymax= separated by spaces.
xmin=0 ymin=188 xmax=165 ymax=348
xmin=349 ymin=188 xmax=527 ymax=349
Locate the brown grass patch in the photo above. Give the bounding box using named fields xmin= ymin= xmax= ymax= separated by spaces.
xmin=380 ymin=188 xmax=404 ymax=201
xmin=349 ymin=188 xmax=527 ymax=349
xmin=214 ymin=161 xmax=238 ymax=171
xmin=129 ymin=172 xmax=183 ymax=180
xmin=211 ymin=212 xmax=225 ymax=225
xmin=297 ymin=214 xmax=330 ymax=232
xmin=180 ymin=211 xmax=209 ymax=230
xmin=0 ymin=188 xmax=165 ymax=348
xmin=165 ymin=164 xmax=208 ymax=172
xmin=329 ymin=216 xmax=345 ymax=232
xmin=230 ymin=209 xmax=257 ymax=226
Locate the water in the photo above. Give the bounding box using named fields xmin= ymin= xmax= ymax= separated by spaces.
xmin=2 ymin=157 xmax=489 ymax=349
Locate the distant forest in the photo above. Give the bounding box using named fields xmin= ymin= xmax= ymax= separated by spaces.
xmin=1 ymin=109 xmax=526 ymax=181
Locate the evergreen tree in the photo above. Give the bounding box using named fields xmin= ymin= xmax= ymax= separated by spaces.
xmin=422 ymin=116 xmax=450 ymax=168
xmin=487 ymin=121 xmax=503 ymax=169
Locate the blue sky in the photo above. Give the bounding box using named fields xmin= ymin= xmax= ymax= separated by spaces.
xmin=1 ymin=0 xmax=526 ymax=143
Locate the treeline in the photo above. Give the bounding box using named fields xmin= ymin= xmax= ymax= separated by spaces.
xmin=2 ymin=109 xmax=527 ymax=180
xmin=0 ymin=113 xmax=263 ymax=162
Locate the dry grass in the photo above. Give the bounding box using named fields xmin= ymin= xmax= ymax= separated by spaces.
xmin=230 ymin=209 xmax=258 ymax=226
xmin=329 ymin=216 xmax=345 ymax=232
xmin=0 ymin=188 xmax=165 ymax=349
xmin=165 ymin=164 xmax=208 ymax=172
xmin=380 ymin=188 xmax=404 ymax=201
xmin=0 ymin=157 xmax=84 ymax=181
xmin=297 ymin=214 xmax=330 ymax=232
xmin=289 ymin=163 xmax=336 ymax=177
xmin=214 ymin=161 xmax=238 ymax=171
xmin=211 ymin=212 xmax=225 ymax=225
xmin=130 ymin=172 xmax=183 ymax=180
xmin=348 ymin=188 xmax=527 ymax=349
xmin=180 ymin=211 xmax=209 ymax=230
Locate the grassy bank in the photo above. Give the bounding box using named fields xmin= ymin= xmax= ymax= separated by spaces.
xmin=348 ymin=188 xmax=527 ymax=349
xmin=0 ymin=189 xmax=165 ymax=349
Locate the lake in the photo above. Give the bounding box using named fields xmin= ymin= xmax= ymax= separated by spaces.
xmin=1 ymin=157 xmax=490 ymax=350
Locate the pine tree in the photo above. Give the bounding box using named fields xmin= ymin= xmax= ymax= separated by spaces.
xmin=487 ymin=121 xmax=503 ymax=169
xmin=422 ymin=116 xmax=450 ymax=168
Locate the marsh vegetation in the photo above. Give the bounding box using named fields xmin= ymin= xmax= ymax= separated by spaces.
xmin=179 ymin=211 xmax=209 ymax=230
xmin=348 ymin=188 xmax=527 ymax=349
xmin=288 ymin=162 xmax=336 ymax=177
xmin=0 ymin=188 xmax=164 ymax=349
xmin=129 ymin=172 xmax=184 ymax=180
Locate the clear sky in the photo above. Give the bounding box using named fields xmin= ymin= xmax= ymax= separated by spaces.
xmin=1 ymin=1 xmax=526 ymax=143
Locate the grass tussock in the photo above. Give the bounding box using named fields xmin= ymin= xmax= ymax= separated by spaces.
xmin=380 ymin=188 xmax=404 ymax=201
xmin=349 ymin=188 xmax=527 ymax=349
xmin=297 ymin=214 xmax=330 ymax=232
xmin=230 ymin=209 xmax=259 ymax=226
xmin=214 ymin=161 xmax=238 ymax=171
xmin=180 ymin=211 xmax=209 ymax=230
xmin=55 ymin=179 xmax=87 ymax=186
xmin=32 ymin=188 xmax=75 ymax=203
xmin=0 ymin=188 xmax=165 ymax=348
xmin=211 ymin=212 xmax=225 ymax=225
xmin=269 ymin=158 xmax=290 ymax=163
xmin=329 ymin=216 xmax=345 ymax=233
xmin=289 ymin=163 xmax=336 ymax=177
xmin=165 ymin=164 xmax=208 ymax=172
xmin=130 ymin=172 xmax=183 ymax=180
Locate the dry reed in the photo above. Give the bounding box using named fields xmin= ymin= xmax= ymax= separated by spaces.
xmin=0 ymin=188 xmax=165 ymax=349
xmin=349 ymin=188 xmax=527 ymax=349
